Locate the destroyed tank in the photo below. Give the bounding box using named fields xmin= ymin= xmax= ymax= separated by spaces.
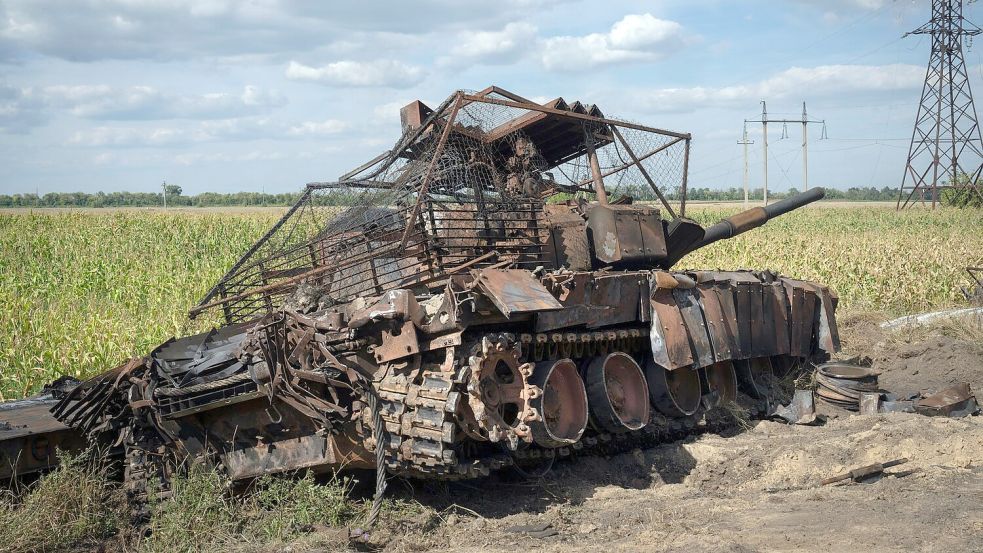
xmin=0 ymin=86 xmax=839 ymax=514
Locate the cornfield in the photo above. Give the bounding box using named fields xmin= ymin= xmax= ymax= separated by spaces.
xmin=1 ymin=206 xmax=980 ymax=399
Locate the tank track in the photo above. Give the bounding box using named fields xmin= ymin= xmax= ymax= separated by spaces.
xmin=123 ymin=425 xmax=174 ymax=523
xmin=372 ymin=328 xmax=784 ymax=480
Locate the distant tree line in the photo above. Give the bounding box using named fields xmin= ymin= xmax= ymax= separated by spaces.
xmin=2 ymin=184 xmax=906 ymax=208
xmin=670 ymin=186 xmax=902 ymax=202
xmin=0 ymin=187 xmax=303 ymax=208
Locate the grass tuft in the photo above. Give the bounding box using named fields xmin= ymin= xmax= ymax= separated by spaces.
xmin=139 ymin=464 xmax=360 ymax=553
xmin=0 ymin=450 xmax=126 ymax=552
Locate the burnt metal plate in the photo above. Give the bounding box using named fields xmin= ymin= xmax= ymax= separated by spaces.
xmin=801 ymin=289 xmax=820 ymax=356
xmin=543 ymin=204 xmax=590 ymax=271
xmin=649 ymin=287 xmax=694 ymax=370
xmin=767 ymin=283 xmax=791 ymax=356
xmin=0 ymin=400 xmax=69 ymax=441
xmin=788 ymin=279 xmax=841 ymax=355
xmin=222 ymin=433 xmax=335 ymax=480
xmin=697 ymin=284 xmax=734 ymax=362
xmin=587 ymin=273 xmax=643 ymax=328
xmin=475 ymin=269 xmax=563 ymax=318
xmin=375 ymin=320 xmax=421 ymax=364
xmin=735 ymin=282 xmax=753 ymax=359
xmin=673 ymin=288 xmax=714 ymax=368
xmin=785 ymin=284 xmax=807 ymax=357
xmin=535 ymin=272 xmax=591 ymax=332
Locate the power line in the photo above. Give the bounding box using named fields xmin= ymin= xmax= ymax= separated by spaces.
xmin=899 ymin=0 xmax=983 ymax=208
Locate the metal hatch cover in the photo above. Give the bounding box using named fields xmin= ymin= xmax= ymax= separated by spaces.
xmin=475 ymin=269 xmax=564 ymax=318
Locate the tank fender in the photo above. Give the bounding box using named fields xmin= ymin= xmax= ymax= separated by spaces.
xmin=473 ymin=269 xmax=563 ymax=318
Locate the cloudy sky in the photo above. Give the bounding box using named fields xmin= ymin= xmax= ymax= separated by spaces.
xmin=2 ymin=0 xmax=979 ymax=195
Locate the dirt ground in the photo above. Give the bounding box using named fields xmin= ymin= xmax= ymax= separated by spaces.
xmin=325 ymin=313 xmax=983 ymax=553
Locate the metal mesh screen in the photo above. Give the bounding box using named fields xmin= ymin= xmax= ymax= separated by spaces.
xmin=193 ymin=88 xmax=690 ymax=324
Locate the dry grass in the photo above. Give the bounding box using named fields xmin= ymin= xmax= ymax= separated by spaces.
xmin=139 ymin=465 xmax=361 ymax=553
xmin=0 ymin=450 xmax=127 ymax=552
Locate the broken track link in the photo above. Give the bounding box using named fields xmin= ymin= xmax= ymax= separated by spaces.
xmin=123 ymin=425 xmax=175 ymax=524
xmin=372 ymin=347 xmax=513 ymax=480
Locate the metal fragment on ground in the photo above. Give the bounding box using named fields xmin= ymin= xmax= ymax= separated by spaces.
xmin=815 ymin=363 xmax=880 ymax=411
xmin=880 ymin=306 xmax=983 ymax=330
xmin=915 ymin=383 xmax=979 ymax=417
xmin=820 ymin=458 xmax=910 ymax=486
xmin=771 ymin=389 xmax=820 ymax=425
xmin=859 ymin=392 xmax=881 ymax=415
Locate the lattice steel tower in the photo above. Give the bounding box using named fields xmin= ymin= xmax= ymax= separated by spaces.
xmin=899 ymin=0 xmax=983 ymax=208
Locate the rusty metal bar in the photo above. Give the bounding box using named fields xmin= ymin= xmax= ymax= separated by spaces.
xmin=190 ymin=242 xmax=403 ymax=316
xmin=576 ymin=136 xmax=685 ymax=187
xmin=681 ymin=138 xmax=691 ymax=217
xmin=337 ymin=151 xmax=391 ymax=182
xmin=399 ymin=94 xmax=464 ymax=250
xmin=193 ymin=187 xmax=314 ymax=315
xmin=610 ymin=126 xmax=677 ymax=218
xmin=584 ymin=123 xmax=608 ymax=205
xmin=460 ymin=94 xmax=691 ymax=140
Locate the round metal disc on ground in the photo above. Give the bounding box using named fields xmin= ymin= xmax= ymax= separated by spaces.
xmin=817 ymin=363 xmax=881 ymax=381
xmin=735 ymin=357 xmax=775 ymax=399
xmin=527 ymin=358 xmax=589 ymax=448
xmin=645 ymin=359 xmax=701 ymax=418
xmin=704 ymin=361 xmax=738 ymax=404
xmin=586 ymin=353 xmax=650 ymax=432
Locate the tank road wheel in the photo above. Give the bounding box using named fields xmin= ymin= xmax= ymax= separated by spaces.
xmin=466 ymin=336 xmax=538 ymax=448
xmin=735 ymin=357 xmax=775 ymax=399
xmin=703 ymin=361 xmax=739 ymax=405
xmin=645 ymin=360 xmax=701 ymax=417
xmin=527 ymin=358 xmax=589 ymax=447
xmin=586 ymin=352 xmax=650 ymax=432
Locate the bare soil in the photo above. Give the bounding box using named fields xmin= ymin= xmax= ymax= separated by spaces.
xmin=332 ymin=314 xmax=983 ymax=553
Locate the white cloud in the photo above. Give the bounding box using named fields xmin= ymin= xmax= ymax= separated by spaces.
xmin=0 ymin=0 xmax=576 ymax=62
xmin=794 ymin=0 xmax=888 ymax=10
xmin=287 ymin=119 xmax=348 ymax=136
xmin=0 ymin=83 xmax=45 ymax=133
xmin=541 ymin=14 xmax=688 ymax=71
xmin=633 ymin=64 xmax=924 ymax=113
xmin=371 ymin=99 xmax=413 ymax=125
xmin=174 ymin=150 xmax=289 ymax=166
xmin=43 ymin=85 xmax=285 ymax=120
xmin=441 ymin=22 xmax=538 ymax=67
xmin=70 ymin=126 xmax=189 ymax=147
xmin=285 ymin=59 xmax=425 ymax=88
xmin=68 ymin=114 xmax=354 ymax=147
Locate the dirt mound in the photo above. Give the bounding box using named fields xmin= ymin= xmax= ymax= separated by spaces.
xmin=872 ymin=334 xmax=983 ymax=393
xmin=837 ymin=311 xmax=983 ymax=395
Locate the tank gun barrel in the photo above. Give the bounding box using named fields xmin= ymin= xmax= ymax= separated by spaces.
xmin=696 ymin=187 xmax=825 ymax=250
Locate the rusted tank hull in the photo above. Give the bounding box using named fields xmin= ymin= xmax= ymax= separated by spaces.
xmin=0 ymin=397 xmax=85 ymax=480
xmin=0 ymin=268 xmax=836 ymax=486
xmin=0 ymin=88 xmax=839 ymax=522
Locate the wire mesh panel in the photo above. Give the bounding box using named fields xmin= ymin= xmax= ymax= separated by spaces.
xmin=193 ymin=87 xmax=691 ymax=324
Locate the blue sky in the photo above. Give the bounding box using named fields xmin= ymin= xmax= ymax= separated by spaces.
xmin=1 ymin=0 xmax=980 ymax=195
